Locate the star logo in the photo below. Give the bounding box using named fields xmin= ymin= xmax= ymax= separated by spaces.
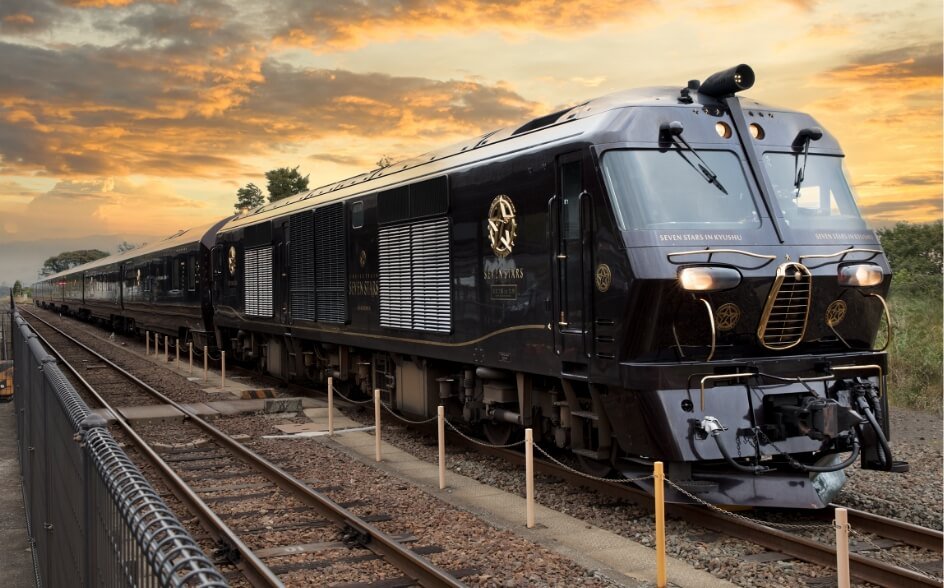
xmin=227 ymin=245 xmax=237 ymax=276
xmin=595 ymin=264 xmax=612 ymax=292
xmin=487 ymin=195 xmax=517 ymax=258
xmin=825 ymin=300 xmax=847 ymax=327
xmin=716 ymin=303 xmax=741 ymax=331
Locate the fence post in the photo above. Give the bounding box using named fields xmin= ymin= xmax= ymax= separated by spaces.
xmin=163 ymin=336 xmax=168 ymax=362
xmin=188 ymin=342 xmax=193 ymax=375
xmin=438 ymin=405 xmax=446 ymax=490
xmin=655 ymin=461 xmax=666 ymax=588
xmin=327 ymin=376 xmax=334 ymax=436
xmin=203 ymin=346 xmax=208 ymax=382
xmin=220 ymin=351 xmax=226 ymax=390
xmin=374 ymin=389 xmax=381 ymax=462
xmin=145 ymin=330 xmax=149 ymax=355
xmin=175 ymin=338 xmax=180 ymax=368
xmin=836 ymin=507 xmax=850 ymax=588
xmin=525 ymin=428 xmax=535 ymax=528
xmin=154 ymin=332 xmax=158 ymax=357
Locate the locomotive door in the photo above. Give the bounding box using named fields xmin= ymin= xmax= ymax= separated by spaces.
xmin=554 ymin=154 xmax=590 ymax=365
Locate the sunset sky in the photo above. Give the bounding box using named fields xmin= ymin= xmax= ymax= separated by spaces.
xmin=0 ymin=0 xmax=941 ymax=283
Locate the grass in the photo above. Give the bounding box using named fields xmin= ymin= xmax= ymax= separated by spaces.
xmin=885 ymin=274 xmax=943 ymax=411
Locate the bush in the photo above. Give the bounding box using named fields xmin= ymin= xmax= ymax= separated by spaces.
xmin=886 ymin=273 xmax=942 ymax=411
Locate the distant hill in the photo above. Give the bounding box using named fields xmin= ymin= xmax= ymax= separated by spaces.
xmin=0 ymin=234 xmax=159 ymax=287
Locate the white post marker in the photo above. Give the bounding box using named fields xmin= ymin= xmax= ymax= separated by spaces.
xmin=188 ymin=342 xmax=193 ymax=375
xmin=438 ymin=405 xmax=446 ymax=490
xmin=327 ymin=376 xmax=334 ymax=436
xmin=203 ymin=346 xmax=208 ymax=382
xmin=154 ymin=332 xmax=159 ymax=356
xmin=145 ymin=330 xmax=150 ymax=355
xmin=374 ymin=388 xmax=381 ymax=462
xmin=221 ymin=350 xmax=226 ymax=390
xmin=164 ymin=335 xmax=168 ymax=362
xmin=655 ymin=461 xmax=666 ymax=588
xmin=525 ymin=428 xmax=535 ymax=529
xmin=836 ymin=507 xmax=850 ymax=588
xmin=175 ymin=338 xmax=180 ymax=367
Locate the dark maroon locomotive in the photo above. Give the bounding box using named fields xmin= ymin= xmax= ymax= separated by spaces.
xmin=34 ymin=65 xmax=907 ymax=508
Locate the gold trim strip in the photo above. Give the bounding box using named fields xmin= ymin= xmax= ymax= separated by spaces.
xmin=698 ymin=298 xmax=716 ymax=362
xmin=866 ymin=293 xmax=892 ymax=352
xmin=228 ymin=311 xmax=547 ymax=348
xmin=667 ymin=248 xmax=777 ymax=261
xmin=798 ymin=248 xmax=882 ymax=263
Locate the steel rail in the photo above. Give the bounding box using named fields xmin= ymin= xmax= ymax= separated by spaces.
xmin=441 ymin=430 xmax=942 ymax=588
xmin=22 ymin=308 xmax=464 ymax=588
xmin=21 ymin=309 xmax=282 ymax=588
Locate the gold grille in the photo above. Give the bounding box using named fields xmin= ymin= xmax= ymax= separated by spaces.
xmin=757 ymin=262 xmax=812 ymax=350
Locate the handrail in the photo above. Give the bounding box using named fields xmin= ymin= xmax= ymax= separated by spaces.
xmin=798 ymin=247 xmax=882 ymax=263
xmin=667 ymin=248 xmax=777 ymax=261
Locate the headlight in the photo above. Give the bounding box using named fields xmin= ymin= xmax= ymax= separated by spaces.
xmin=838 ymin=264 xmax=883 ymax=287
xmin=678 ymin=266 xmax=742 ymax=292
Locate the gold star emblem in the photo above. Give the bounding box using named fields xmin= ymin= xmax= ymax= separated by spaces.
xmin=595 ymin=264 xmax=612 ymax=292
xmin=487 ymin=195 xmax=517 ymax=258
xmin=825 ymin=300 xmax=847 ymax=327
xmin=716 ymin=303 xmax=741 ymax=331
xmin=227 ymin=245 xmax=237 ymax=276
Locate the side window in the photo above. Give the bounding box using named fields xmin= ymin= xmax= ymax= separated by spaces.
xmin=352 ymin=201 xmax=364 ymax=228
xmin=561 ymin=161 xmax=582 ymax=240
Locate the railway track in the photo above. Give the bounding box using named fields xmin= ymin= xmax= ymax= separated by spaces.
xmin=20 ymin=308 xmax=468 ymax=588
xmin=441 ymin=433 xmax=943 ymax=588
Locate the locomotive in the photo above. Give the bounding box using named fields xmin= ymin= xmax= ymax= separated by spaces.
xmin=34 ymin=65 xmax=907 ymax=508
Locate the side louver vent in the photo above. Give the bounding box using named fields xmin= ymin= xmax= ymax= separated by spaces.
xmin=244 ymin=246 xmax=273 ymax=317
xmin=757 ymin=262 xmax=812 ymax=350
xmin=379 ymin=218 xmax=451 ymax=332
xmin=314 ymin=203 xmax=347 ymax=323
xmin=289 ymin=211 xmax=315 ymax=321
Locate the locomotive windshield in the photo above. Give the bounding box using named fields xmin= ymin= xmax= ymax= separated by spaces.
xmin=762 ymin=153 xmax=868 ymax=230
xmin=601 ymin=149 xmax=761 ymax=230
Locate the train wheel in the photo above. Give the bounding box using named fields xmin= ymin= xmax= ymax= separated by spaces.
xmin=482 ymin=420 xmax=521 ymax=446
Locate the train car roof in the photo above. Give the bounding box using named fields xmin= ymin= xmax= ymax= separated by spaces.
xmin=219 ymin=87 xmax=787 ymax=232
xmin=37 ymin=216 xmax=233 ymax=283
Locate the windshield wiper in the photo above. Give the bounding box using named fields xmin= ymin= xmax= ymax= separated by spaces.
xmin=792 ymin=127 xmax=823 ymax=196
xmin=660 ymin=121 xmax=728 ymax=195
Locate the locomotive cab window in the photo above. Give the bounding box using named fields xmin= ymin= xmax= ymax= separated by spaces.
xmin=601 ymin=149 xmax=760 ymax=231
xmin=762 ymin=153 xmax=868 ymax=231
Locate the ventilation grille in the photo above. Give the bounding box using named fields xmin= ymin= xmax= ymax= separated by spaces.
xmin=289 ymin=211 xmax=315 ymax=321
xmin=757 ymin=263 xmax=812 ymax=350
xmin=244 ymin=246 xmax=273 ymax=317
xmin=379 ymin=218 xmax=451 ymax=332
xmin=315 ymin=203 xmax=347 ymax=323
xmin=377 ymin=176 xmax=448 ymax=225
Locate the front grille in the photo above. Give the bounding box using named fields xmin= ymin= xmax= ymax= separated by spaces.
xmin=757 ymin=262 xmax=812 ymax=350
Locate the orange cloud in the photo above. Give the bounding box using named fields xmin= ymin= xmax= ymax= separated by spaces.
xmin=3 ymin=13 xmax=34 ymax=24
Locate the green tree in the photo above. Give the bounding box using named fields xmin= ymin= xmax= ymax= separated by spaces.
xmin=265 ymin=166 xmax=309 ymax=202
xmin=41 ymin=249 xmax=109 ymax=275
xmin=12 ymin=280 xmax=22 ymax=297
xmin=877 ymin=221 xmax=943 ymax=276
xmin=117 ymin=241 xmax=138 ymax=253
xmin=235 ymin=182 xmax=265 ymax=213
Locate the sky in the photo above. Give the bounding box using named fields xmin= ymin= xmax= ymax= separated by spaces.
xmin=0 ymin=0 xmax=941 ymax=284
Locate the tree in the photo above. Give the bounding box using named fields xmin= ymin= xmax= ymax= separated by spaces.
xmin=12 ymin=281 xmax=22 ymax=297
xmin=42 ymin=249 xmax=109 ymax=275
xmin=117 ymin=241 xmax=138 ymax=253
xmin=376 ymin=155 xmax=393 ymax=169
xmin=265 ymin=166 xmax=309 ymax=202
xmin=877 ymin=221 xmax=943 ymax=276
xmin=235 ymin=182 xmax=265 ymax=213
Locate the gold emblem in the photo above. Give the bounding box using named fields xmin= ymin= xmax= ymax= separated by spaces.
xmin=716 ymin=303 xmax=741 ymax=331
xmin=227 ymin=245 xmax=237 ymax=276
xmin=595 ymin=263 xmax=612 ymax=292
xmin=487 ymin=195 xmax=517 ymax=258
xmin=825 ymin=300 xmax=847 ymax=327
xmin=359 ymin=249 xmax=367 ymax=268
xmin=135 ymin=268 xmax=141 ymax=288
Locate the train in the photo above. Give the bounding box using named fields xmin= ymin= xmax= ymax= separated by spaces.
xmin=33 ymin=65 xmax=908 ymax=508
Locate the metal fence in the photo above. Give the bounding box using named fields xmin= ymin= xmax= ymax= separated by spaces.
xmin=12 ymin=311 xmax=227 ymax=588
xmin=1 ymin=307 xmax=11 ymax=360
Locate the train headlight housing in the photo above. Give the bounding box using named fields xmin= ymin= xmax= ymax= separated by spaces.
xmin=838 ymin=264 xmax=883 ymax=287
xmin=678 ymin=266 xmax=742 ymax=292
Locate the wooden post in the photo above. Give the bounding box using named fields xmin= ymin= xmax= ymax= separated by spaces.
xmin=836 ymin=507 xmax=850 ymax=588
xmin=374 ymin=388 xmax=381 ymax=462
xmin=164 ymin=335 xmax=168 ymax=362
xmin=327 ymin=376 xmax=334 ymax=436
xmin=655 ymin=461 xmax=666 ymax=588
xmin=221 ymin=350 xmax=226 ymax=389
xmin=188 ymin=342 xmax=193 ymax=375
xmin=438 ymin=405 xmax=446 ymax=490
xmin=525 ymin=428 xmax=535 ymax=529
xmin=154 ymin=332 xmax=159 ymax=356
xmin=175 ymin=338 xmax=180 ymax=367
xmin=145 ymin=330 xmax=149 ymax=355
xmin=203 ymin=346 xmax=208 ymax=382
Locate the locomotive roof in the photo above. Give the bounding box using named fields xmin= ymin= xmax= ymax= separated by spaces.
xmin=37 ymin=216 xmax=233 ymax=283
xmin=220 ymin=87 xmax=789 ymax=232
